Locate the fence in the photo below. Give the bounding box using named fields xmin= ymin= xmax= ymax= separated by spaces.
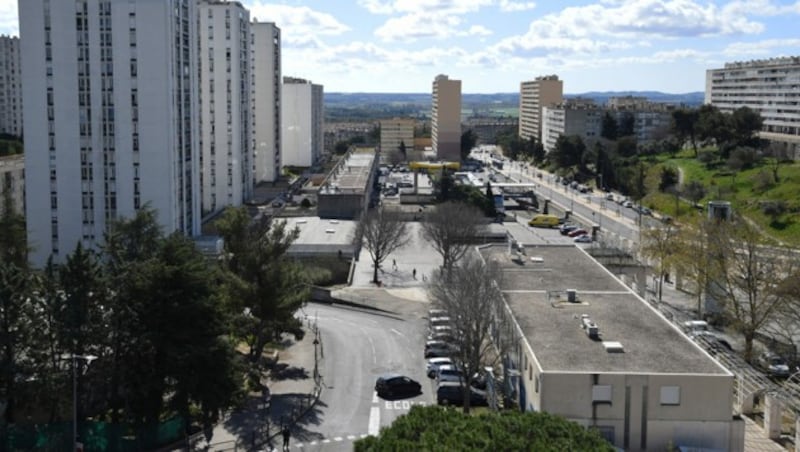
xmin=2 ymin=416 xmax=185 ymax=452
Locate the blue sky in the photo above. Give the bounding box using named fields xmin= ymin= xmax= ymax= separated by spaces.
xmin=2 ymin=0 xmax=799 ymax=93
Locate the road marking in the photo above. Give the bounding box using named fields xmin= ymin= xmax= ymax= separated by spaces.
xmin=347 ymin=435 xmax=356 ymax=440
xmin=366 ymin=335 xmax=377 ymax=364
xmin=310 ymin=441 xmax=317 ymax=445
xmin=384 ymin=400 xmax=426 ymax=410
xmin=323 ymin=439 xmax=331 ymax=444
xmin=334 ymin=437 xmax=343 ymax=441
xmin=368 ymin=406 xmax=381 ymax=436
xmin=372 ymin=391 xmax=378 ymax=403
xmin=390 ymin=328 xmax=403 ymax=337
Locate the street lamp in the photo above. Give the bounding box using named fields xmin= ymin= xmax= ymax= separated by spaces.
xmin=62 ymin=353 xmax=97 ymax=452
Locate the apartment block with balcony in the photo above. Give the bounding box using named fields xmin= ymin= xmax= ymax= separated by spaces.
xmin=251 ymin=21 xmax=281 ymax=183
xmin=706 ymin=56 xmax=800 ymax=158
xmin=379 ymin=117 xmax=414 ymax=158
xmin=432 ymin=74 xmax=461 ymax=162
xmin=20 ymin=0 xmax=201 ymax=266
xmin=0 ymin=35 xmax=23 ymax=137
xmin=198 ymin=0 xmax=252 ymax=217
xmin=541 ymin=99 xmax=603 ymax=153
xmin=519 ymin=75 xmax=563 ymax=142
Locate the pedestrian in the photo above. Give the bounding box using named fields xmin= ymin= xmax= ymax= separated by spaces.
xmin=412 ymin=268 xmax=417 ymax=279
xmin=392 ymin=258 xmax=397 ymax=270
xmin=282 ymin=425 xmax=291 ymax=451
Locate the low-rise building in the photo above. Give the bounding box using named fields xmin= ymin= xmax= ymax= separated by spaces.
xmin=481 ymin=244 xmax=744 ymax=451
xmin=316 ymin=147 xmax=377 ymax=219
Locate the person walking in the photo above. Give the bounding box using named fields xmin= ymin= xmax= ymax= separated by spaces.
xmin=412 ymin=268 xmax=417 ymax=280
xmin=282 ymin=425 xmax=291 ymax=451
xmin=392 ymin=258 xmax=397 ymax=270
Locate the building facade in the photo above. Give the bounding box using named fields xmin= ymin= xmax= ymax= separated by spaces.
xmin=541 ymin=100 xmax=603 ymax=153
xmin=20 ymin=0 xmax=201 ymax=266
xmin=198 ymin=1 xmax=252 ymax=217
xmin=379 ymin=118 xmax=414 ymax=157
xmin=482 ymin=245 xmax=744 ymax=452
xmin=281 ymin=77 xmax=323 ymax=168
xmin=0 ymin=154 xmax=24 ymax=215
xmin=519 ymin=75 xmax=563 ymax=142
xmin=706 ymin=57 xmax=800 ymax=158
xmin=432 ymin=74 xmax=461 ymax=161
xmin=0 ymin=35 xmax=22 ymax=137
xmin=251 ymin=21 xmax=281 ymax=183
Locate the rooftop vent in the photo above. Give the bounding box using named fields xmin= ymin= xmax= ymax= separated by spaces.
xmin=603 ymin=341 xmax=624 ymax=353
xmin=581 ymin=314 xmax=599 ymax=339
xmin=567 ymin=289 xmax=577 ymax=303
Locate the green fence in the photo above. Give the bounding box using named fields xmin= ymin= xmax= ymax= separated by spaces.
xmin=1 ymin=416 xmax=185 ymax=451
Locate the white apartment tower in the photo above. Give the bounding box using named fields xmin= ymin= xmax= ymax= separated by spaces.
xmin=251 ymin=21 xmax=281 ymax=183
xmin=281 ymin=77 xmax=323 ymax=167
xmin=0 ymin=35 xmax=23 ymax=137
xmin=519 ymin=75 xmax=563 ymax=142
xmin=198 ymin=1 xmax=252 ymax=216
xmin=431 ymin=74 xmax=461 ymax=161
xmin=20 ymin=0 xmax=201 ymax=266
xmin=706 ymin=57 xmax=800 ymax=158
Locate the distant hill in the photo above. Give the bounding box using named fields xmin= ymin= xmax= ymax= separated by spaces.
xmin=325 ymin=91 xmax=705 ymax=108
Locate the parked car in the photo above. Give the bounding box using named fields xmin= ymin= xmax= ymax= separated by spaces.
xmin=436 ymin=381 xmax=488 ymax=406
xmin=429 ymin=308 xmax=448 ymax=318
xmin=434 ymin=365 xmax=463 ymax=385
xmin=574 ymin=234 xmax=592 ymax=243
xmin=758 ymin=352 xmax=791 ymax=378
xmin=425 ymin=344 xmax=454 ymax=359
xmin=623 ymin=200 xmax=633 ymax=208
xmin=375 ymin=374 xmax=422 ymax=398
xmin=605 ymin=193 xmax=615 ymax=201
xmin=559 ymin=224 xmax=579 ymax=235
xmin=427 ymin=325 xmax=453 ymax=340
xmin=271 ymin=199 xmax=284 ymax=208
xmin=426 ymin=357 xmax=453 ymax=378
xmin=567 ymin=229 xmax=588 ymax=238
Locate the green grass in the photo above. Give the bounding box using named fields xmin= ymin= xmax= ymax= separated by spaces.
xmin=641 ymin=151 xmax=800 ymax=246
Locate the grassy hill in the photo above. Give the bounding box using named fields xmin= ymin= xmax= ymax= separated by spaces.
xmin=639 ymin=149 xmax=800 ymax=246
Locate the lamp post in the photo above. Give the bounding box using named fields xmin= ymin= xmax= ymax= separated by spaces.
xmin=63 ymin=354 xmax=97 ymax=452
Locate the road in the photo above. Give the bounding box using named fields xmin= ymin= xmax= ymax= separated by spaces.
xmin=290 ymin=303 xmax=433 ymax=451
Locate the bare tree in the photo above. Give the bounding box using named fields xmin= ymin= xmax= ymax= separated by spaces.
xmin=708 ymin=220 xmax=795 ymax=361
xmin=427 ymin=252 xmax=505 ymax=413
xmin=357 ymin=208 xmax=409 ymax=283
xmin=640 ymin=223 xmax=678 ymax=303
xmin=671 ymin=215 xmax=717 ymax=317
xmin=420 ymin=201 xmax=483 ymax=276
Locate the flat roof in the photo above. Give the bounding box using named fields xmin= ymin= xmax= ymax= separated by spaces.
xmin=480 ymin=244 xmax=728 ymax=375
xmin=319 ymin=148 xmax=375 ymax=195
xmin=285 ymin=216 xmax=356 ymax=247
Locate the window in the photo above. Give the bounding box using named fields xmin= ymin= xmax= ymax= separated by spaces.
xmin=592 ymin=385 xmax=612 ymax=404
xmin=660 ymin=386 xmax=680 ymax=405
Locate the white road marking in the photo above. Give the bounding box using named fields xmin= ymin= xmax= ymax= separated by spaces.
xmin=334 ymin=437 xmax=343 ymax=441
xmin=390 ymin=328 xmax=403 ymax=337
xmin=368 ymin=406 xmax=381 ymax=436
xmin=347 ymin=435 xmax=356 ymax=440
xmin=384 ymin=400 xmax=426 ymax=410
xmin=310 ymin=441 xmax=317 ymax=445
xmin=366 ymin=336 xmax=377 ymax=364
xmin=372 ymin=391 xmax=379 ymax=403
xmin=323 ymin=439 xmax=331 ymax=444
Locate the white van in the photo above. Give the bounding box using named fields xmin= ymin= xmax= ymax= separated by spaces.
xmin=683 ymin=320 xmax=709 ymax=334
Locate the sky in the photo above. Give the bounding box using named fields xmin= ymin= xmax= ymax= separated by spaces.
xmin=1 ymin=0 xmax=799 ymax=94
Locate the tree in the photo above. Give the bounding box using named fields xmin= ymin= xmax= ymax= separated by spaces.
xmin=707 ymin=220 xmax=794 ymax=361
xmin=683 ymin=180 xmax=707 ymax=207
xmin=618 ymin=111 xmax=635 ymax=137
xmin=640 ymin=224 xmax=678 ymax=303
xmin=600 ymin=112 xmax=618 ymax=140
xmin=671 ymin=216 xmax=716 ymax=317
xmin=334 ymin=140 xmax=350 ymax=155
xmin=550 ymin=135 xmax=586 ymax=170
xmin=356 ymin=208 xmax=409 ymax=283
xmin=427 ymin=254 xmax=504 ymax=413
xmin=696 ymin=104 xmax=732 ymax=148
xmin=460 ymin=128 xmax=478 ymax=161
xmin=216 ymin=208 xmax=309 ymax=368
xmin=420 ymin=202 xmax=483 ymax=276
xmin=731 ymin=106 xmax=763 ymax=148
xmin=658 ymin=166 xmax=679 ymax=192
xmin=671 ymin=108 xmax=699 ymax=156
xmin=398 ymin=140 xmax=407 ymax=160
xmin=354 ymin=405 xmax=614 ymax=451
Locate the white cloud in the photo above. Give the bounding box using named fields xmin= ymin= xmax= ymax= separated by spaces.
xmin=374 ymin=12 xmax=463 ymax=41
xmin=498 ymin=0 xmax=537 ymax=12
xmin=468 ymin=25 xmax=493 ymax=36
xmin=247 ymin=2 xmax=350 ymax=45
xmin=0 ymin=0 xmax=18 ymax=36
xmin=359 ymin=0 xmax=494 ymax=15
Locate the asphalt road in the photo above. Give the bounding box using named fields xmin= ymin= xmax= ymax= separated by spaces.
xmin=291 ymin=303 xmax=433 ymax=451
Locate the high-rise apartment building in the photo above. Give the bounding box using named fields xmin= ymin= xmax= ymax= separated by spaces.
xmin=380 ymin=118 xmax=414 ymax=158
xmin=281 ymin=77 xmax=323 ymax=167
xmin=431 ymin=74 xmax=461 ymax=161
xmin=0 ymin=35 xmax=22 ymax=137
xmin=20 ymin=0 xmax=201 ymax=266
xmin=519 ymin=75 xmax=563 ymax=142
xmin=198 ymin=0 xmax=252 ymax=216
xmin=706 ymin=57 xmax=800 ymax=158
xmin=251 ymin=21 xmax=281 ymax=183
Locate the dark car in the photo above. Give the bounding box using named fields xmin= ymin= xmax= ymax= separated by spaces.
xmin=567 ymin=229 xmax=588 ymax=237
xmin=424 ymin=345 xmax=454 ymax=359
xmin=375 ymin=374 xmax=422 ymax=398
xmin=436 ymin=381 xmax=488 ymax=406
xmin=559 ymin=224 xmax=578 ymax=235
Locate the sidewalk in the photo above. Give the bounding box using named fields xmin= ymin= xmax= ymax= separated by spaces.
xmin=203 ymin=323 xmax=321 ymax=451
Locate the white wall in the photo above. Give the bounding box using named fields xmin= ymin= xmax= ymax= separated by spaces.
xmin=251 ymin=22 xmax=281 ymax=183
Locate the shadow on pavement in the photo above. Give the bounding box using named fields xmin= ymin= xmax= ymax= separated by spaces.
xmin=274 ymin=398 xmax=328 ymax=444
xmin=269 ymin=362 xmax=310 ymax=381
